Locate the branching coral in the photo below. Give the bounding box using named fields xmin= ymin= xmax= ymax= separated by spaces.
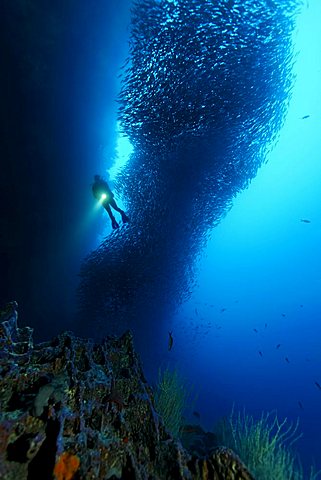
xmin=154 ymin=367 xmax=190 ymax=439
xmin=214 ymin=406 xmax=321 ymax=480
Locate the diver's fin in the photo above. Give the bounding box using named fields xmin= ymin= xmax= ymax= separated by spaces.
xmin=121 ymin=213 xmax=130 ymax=223
xmin=112 ymin=220 xmax=119 ymax=229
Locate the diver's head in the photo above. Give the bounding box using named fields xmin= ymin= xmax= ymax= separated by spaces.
xmin=94 ymin=174 xmax=101 ymax=182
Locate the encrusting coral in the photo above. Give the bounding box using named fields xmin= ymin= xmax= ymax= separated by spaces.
xmin=0 ymin=302 xmax=254 ymax=479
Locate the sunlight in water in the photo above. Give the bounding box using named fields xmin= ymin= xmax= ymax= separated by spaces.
xmin=108 ymin=122 xmax=133 ymax=181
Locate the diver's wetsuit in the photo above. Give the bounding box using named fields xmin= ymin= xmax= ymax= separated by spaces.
xmin=92 ymin=178 xmax=114 ymax=202
xmin=92 ymin=178 xmax=129 ymax=229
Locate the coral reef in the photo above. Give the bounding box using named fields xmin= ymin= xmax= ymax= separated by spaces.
xmin=180 ymin=424 xmax=218 ymax=458
xmin=0 ymin=302 xmax=254 ymax=479
xmin=154 ymin=367 xmax=190 ymax=439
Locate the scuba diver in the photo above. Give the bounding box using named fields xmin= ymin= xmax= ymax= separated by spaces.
xmin=92 ymin=174 xmax=129 ymax=229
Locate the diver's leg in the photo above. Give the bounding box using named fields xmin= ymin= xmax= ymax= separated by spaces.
xmin=104 ymin=203 xmax=119 ymax=229
xmin=109 ymin=198 xmax=129 ymax=223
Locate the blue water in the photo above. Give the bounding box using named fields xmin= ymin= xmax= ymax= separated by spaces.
xmin=150 ymin=1 xmax=321 ymax=470
xmin=106 ymin=0 xmax=321 ymax=471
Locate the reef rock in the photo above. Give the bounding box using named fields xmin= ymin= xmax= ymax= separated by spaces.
xmin=0 ymin=302 xmax=254 ymax=479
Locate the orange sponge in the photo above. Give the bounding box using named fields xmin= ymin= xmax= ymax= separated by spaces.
xmin=54 ymin=452 xmax=80 ymax=480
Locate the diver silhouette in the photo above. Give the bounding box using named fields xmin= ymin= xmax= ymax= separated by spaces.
xmin=92 ymin=174 xmax=129 ymax=229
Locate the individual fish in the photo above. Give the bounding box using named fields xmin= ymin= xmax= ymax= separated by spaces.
xmin=265 ymin=323 xmax=267 ymax=328
xmin=195 ymin=308 xmax=198 ymax=316
xmin=168 ymin=331 xmax=173 ymax=351
xmin=220 ymin=308 xmax=226 ymax=313
xmin=285 ymin=357 xmax=290 ymax=363
xmin=301 ymin=115 xmax=310 ymax=119
xmin=276 ymin=344 xmax=281 ymax=349
xmin=258 ymin=351 xmax=263 ymax=357
xmin=281 ymin=313 xmax=286 ymax=317
xmin=253 ymin=328 xmax=258 ymax=333
xmin=300 ymin=219 xmax=311 ymax=223
xmin=193 ymin=411 xmax=201 ymax=419
xmin=298 ymin=401 xmax=304 ymax=410
xmin=180 ymin=425 xmax=201 ymax=434
xmin=315 ymin=381 xmax=321 ymax=391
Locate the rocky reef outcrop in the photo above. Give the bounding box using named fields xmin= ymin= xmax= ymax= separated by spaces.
xmin=0 ymin=302 xmax=254 ymax=479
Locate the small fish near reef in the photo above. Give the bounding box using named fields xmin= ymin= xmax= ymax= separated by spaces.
xmin=315 ymin=381 xmax=321 ymax=391
xmin=285 ymin=357 xmax=290 ymax=363
xmin=258 ymin=351 xmax=263 ymax=357
xmin=300 ymin=219 xmax=311 ymax=223
xmin=276 ymin=344 xmax=281 ymax=349
xmin=298 ymin=401 xmax=304 ymax=410
xmin=168 ymin=331 xmax=174 ymax=351
xmin=300 ymin=115 xmax=310 ymax=119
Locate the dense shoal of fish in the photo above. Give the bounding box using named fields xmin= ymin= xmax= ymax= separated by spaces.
xmin=78 ymin=0 xmax=302 ymax=341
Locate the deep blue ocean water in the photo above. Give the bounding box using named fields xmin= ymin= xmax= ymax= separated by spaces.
xmin=168 ymin=5 xmax=321 ymax=472
xmin=102 ymin=0 xmax=321 ymax=471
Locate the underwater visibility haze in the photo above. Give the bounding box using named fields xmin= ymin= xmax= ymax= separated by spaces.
xmin=1 ymin=0 xmax=321 ymax=476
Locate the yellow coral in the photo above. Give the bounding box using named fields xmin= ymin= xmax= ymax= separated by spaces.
xmin=54 ymin=452 xmax=80 ymax=480
xmin=202 ymin=459 xmax=209 ymax=480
